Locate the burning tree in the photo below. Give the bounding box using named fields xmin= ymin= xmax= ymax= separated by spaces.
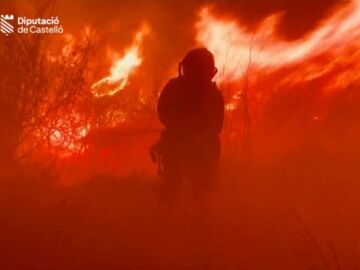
xmin=2 ymin=0 xmax=360 ymax=179
xmin=0 ymin=16 xmax=153 ymax=174
xmin=0 ymin=30 xmax=94 ymax=164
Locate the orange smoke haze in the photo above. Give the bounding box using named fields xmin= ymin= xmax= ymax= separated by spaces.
xmin=1 ymin=1 xmax=360 ymax=270
xmin=0 ymin=0 xmax=357 ymax=167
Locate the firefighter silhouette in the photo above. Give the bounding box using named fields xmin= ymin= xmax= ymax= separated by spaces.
xmin=151 ymin=48 xmax=224 ymax=211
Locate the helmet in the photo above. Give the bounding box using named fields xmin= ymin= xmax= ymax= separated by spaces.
xmin=179 ymin=48 xmax=218 ymax=81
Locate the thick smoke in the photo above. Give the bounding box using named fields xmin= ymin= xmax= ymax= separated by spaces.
xmin=1 ymin=1 xmax=360 ymax=270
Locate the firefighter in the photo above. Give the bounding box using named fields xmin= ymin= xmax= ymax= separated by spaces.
xmin=152 ymin=48 xmax=224 ymax=213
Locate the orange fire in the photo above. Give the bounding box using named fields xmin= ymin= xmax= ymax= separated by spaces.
xmin=91 ymin=23 xmax=151 ymax=97
xmin=48 ymin=113 xmax=90 ymax=157
xmin=196 ymin=0 xmax=360 ymax=85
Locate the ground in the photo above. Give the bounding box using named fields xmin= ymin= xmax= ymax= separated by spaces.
xmin=0 ymin=151 xmax=359 ymax=270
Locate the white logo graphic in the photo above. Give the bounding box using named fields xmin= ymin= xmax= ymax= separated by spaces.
xmin=1 ymin=14 xmax=14 ymax=36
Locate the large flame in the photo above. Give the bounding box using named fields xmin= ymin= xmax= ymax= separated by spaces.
xmin=91 ymin=24 xmax=151 ymax=97
xmin=196 ymin=0 xmax=360 ymax=84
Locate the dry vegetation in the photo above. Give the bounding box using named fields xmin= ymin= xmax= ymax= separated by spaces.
xmin=1 ymin=2 xmax=360 ymax=270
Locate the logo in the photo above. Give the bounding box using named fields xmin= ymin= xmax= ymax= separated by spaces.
xmin=1 ymin=14 xmax=14 ymax=36
xmin=0 ymin=15 xmax=64 ymax=36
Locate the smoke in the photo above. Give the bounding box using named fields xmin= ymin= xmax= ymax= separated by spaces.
xmin=1 ymin=1 xmax=360 ymax=270
xmin=1 ymin=0 xmax=359 ymax=172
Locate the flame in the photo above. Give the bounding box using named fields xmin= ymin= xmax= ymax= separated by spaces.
xmin=196 ymin=0 xmax=360 ymax=83
xmin=48 ymin=113 xmax=90 ymax=157
xmin=91 ymin=23 xmax=151 ymax=97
